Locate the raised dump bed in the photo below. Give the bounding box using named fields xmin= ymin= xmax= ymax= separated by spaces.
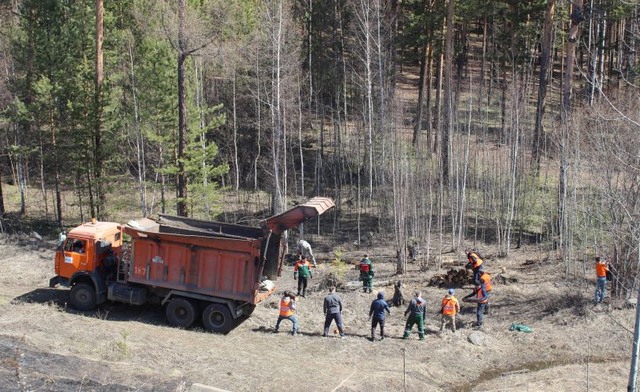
xmin=51 ymin=197 xmax=335 ymax=333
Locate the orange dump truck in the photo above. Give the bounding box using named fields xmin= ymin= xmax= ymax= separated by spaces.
xmin=49 ymin=197 xmax=334 ymax=333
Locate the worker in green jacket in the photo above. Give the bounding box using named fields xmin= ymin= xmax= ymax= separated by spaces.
xmin=294 ymin=256 xmax=313 ymax=297
xmin=403 ymin=291 xmax=427 ymax=340
xmin=358 ymin=255 xmax=374 ymax=293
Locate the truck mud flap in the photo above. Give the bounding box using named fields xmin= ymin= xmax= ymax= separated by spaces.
xmin=49 ymin=276 xmax=68 ymax=288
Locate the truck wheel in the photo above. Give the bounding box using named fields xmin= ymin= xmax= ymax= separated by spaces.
xmin=202 ymin=303 xmax=233 ymax=333
xmin=70 ymin=282 xmax=97 ymax=311
xmin=166 ymin=298 xmax=197 ymax=328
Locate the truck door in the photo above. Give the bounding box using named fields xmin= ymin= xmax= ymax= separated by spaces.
xmin=59 ymin=238 xmax=90 ymax=278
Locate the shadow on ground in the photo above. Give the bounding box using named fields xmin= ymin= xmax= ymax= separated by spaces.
xmin=12 ymin=288 xmax=253 ymax=334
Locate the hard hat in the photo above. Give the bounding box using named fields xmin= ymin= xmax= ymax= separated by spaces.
xmin=448 ymin=288 xmax=455 ymax=295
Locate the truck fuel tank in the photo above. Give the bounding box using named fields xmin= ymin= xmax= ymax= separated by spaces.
xmin=108 ymin=282 xmax=147 ymax=305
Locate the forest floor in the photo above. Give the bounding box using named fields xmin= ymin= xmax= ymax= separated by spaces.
xmin=0 ymin=232 xmax=633 ymax=392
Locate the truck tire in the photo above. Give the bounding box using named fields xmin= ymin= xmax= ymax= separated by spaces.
xmin=166 ymin=298 xmax=198 ymax=328
xmin=202 ymin=303 xmax=233 ymax=333
xmin=70 ymin=282 xmax=97 ymax=311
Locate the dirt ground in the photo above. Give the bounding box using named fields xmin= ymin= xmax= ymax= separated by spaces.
xmin=0 ymin=234 xmax=634 ymax=392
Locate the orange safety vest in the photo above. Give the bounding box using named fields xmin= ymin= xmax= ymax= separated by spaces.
xmin=469 ymin=252 xmax=483 ymax=269
xmin=441 ymin=296 xmax=458 ymax=316
xmin=476 ymin=286 xmax=489 ymax=304
xmin=294 ymin=260 xmax=312 ymax=272
xmin=279 ymin=297 xmax=295 ymax=317
xmin=595 ymin=262 xmax=608 ymax=278
xmin=480 ymin=272 xmax=492 ymax=292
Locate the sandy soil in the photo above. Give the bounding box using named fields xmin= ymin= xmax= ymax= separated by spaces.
xmin=0 ymin=234 xmax=634 ymax=392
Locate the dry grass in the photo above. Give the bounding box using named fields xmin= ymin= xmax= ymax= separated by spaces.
xmin=0 ymin=236 xmax=634 ymax=391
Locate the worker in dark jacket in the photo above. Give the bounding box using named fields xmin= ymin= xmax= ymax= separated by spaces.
xmin=464 ymin=281 xmax=489 ymax=328
xmin=403 ymin=291 xmax=427 ymax=340
xmin=293 ymin=256 xmax=313 ymax=297
xmin=323 ymin=286 xmax=345 ymax=338
xmin=369 ymin=291 xmax=391 ymax=341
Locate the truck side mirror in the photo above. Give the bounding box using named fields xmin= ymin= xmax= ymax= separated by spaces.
xmin=57 ymin=232 xmax=67 ymax=250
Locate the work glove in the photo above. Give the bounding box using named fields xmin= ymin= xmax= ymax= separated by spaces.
xmin=294 ymin=273 xmax=298 ymax=280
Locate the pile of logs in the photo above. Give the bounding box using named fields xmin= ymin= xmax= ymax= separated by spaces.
xmin=428 ymin=268 xmax=472 ymax=288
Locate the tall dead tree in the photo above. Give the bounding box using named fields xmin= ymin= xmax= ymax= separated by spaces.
xmin=559 ymin=0 xmax=585 ymax=271
xmin=94 ymin=0 xmax=106 ymax=219
xmin=176 ymin=0 xmax=188 ymax=216
xmin=413 ymin=0 xmax=435 ymax=149
xmin=533 ymin=0 xmax=556 ymax=173
xmin=441 ymin=0 xmax=454 ymax=186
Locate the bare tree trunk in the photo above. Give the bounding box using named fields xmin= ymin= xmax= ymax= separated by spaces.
xmin=298 ymin=81 xmax=305 ymax=198
xmin=358 ymin=0 xmax=375 ymax=201
xmin=14 ymin=127 xmax=26 ymax=216
xmin=456 ymin=72 xmax=472 ymax=250
xmin=562 ymin=0 xmax=583 ymax=113
xmin=441 ymin=0 xmax=454 ymax=185
xmin=425 ymin=39 xmax=434 ymax=155
xmin=94 ymin=0 xmax=105 ymax=219
xmin=39 ymin=138 xmax=48 ymax=218
xmin=625 ymin=7 xmax=637 ymax=81
xmin=0 ymin=169 xmax=4 ymax=218
xmin=413 ymin=35 xmax=428 ymax=146
xmin=586 ymin=0 xmax=596 ymax=105
xmin=232 ymin=66 xmax=240 ymax=191
xmin=253 ymin=50 xmax=261 ymax=191
xmin=560 ymin=0 xmax=584 ymax=272
xmin=392 ymin=137 xmax=407 ymax=274
xmin=412 ymin=0 xmax=434 ymax=148
xmin=49 ymin=106 xmax=62 ymax=228
xmin=433 ymin=24 xmax=444 ymax=154
xmin=597 ymin=12 xmax=606 ymax=98
xmin=271 ymin=0 xmax=285 ymax=214
xmin=176 ymin=0 xmax=188 ymax=216
xmin=533 ymin=0 xmax=556 ymax=172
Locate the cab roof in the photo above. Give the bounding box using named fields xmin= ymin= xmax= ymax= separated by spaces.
xmin=68 ymin=221 xmax=121 ymax=240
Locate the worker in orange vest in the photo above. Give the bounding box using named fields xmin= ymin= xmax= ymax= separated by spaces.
xmin=466 ymin=249 xmax=484 ymax=270
xmin=464 ymin=282 xmax=489 ymax=328
xmin=440 ymin=288 xmax=460 ymax=332
xmin=274 ymin=291 xmax=299 ymax=336
xmin=466 ymin=249 xmax=484 ymax=285
xmin=594 ymin=256 xmax=609 ymax=304
xmin=477 ymin=268 xmax=492 ymax=315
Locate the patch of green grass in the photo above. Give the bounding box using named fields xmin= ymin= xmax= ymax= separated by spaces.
xmin=330 ymin=247 xmax=350 ymax=280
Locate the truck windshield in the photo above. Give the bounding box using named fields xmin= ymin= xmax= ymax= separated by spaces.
xmin=65 ymin=239 xmax=87 ymax=254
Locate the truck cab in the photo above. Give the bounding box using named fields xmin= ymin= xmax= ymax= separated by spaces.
xmin=50 ymin=220 xmax=123 ymax=310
